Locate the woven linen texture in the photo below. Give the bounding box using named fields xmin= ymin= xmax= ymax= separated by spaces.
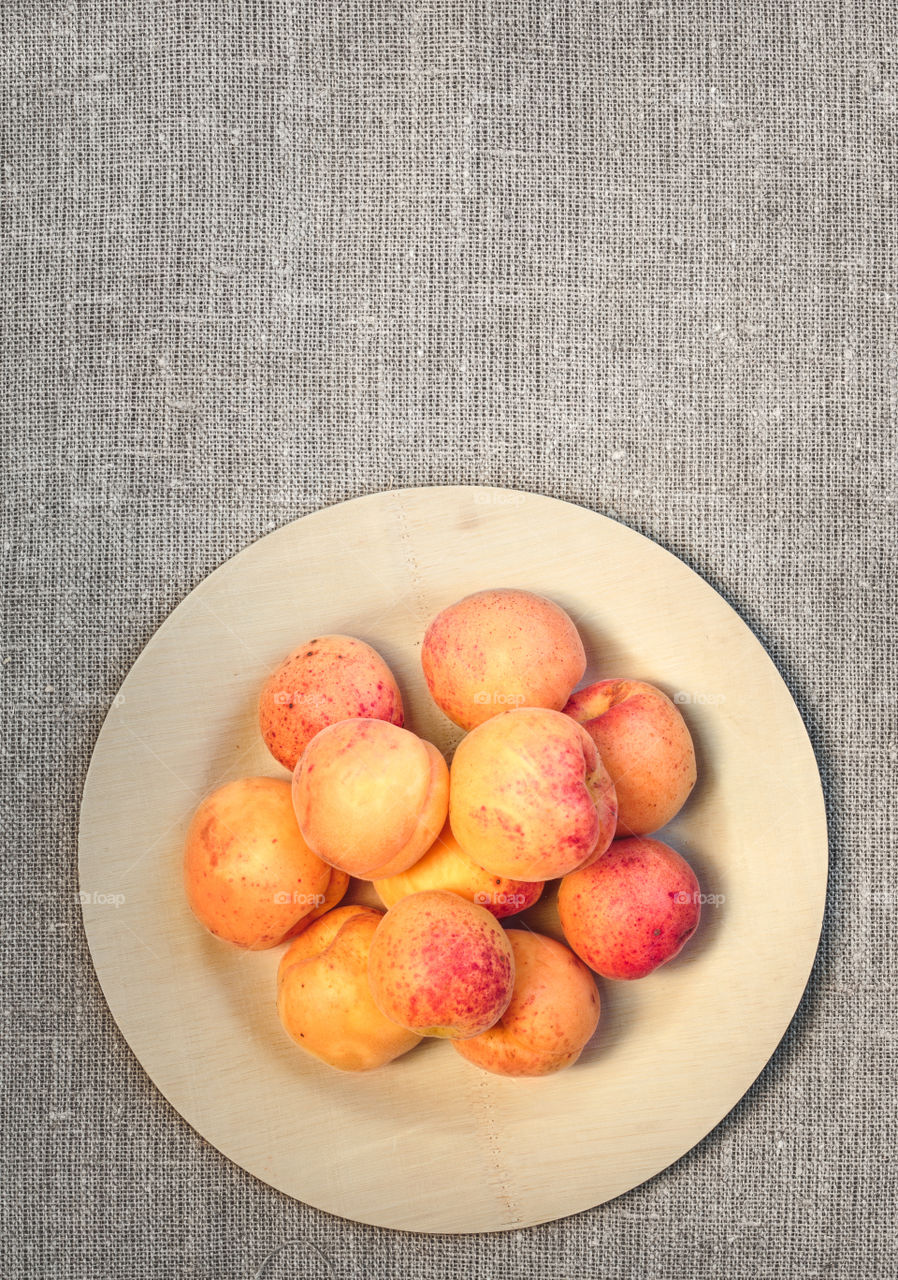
xmin=1 ymin=0 xmax=895 ymax=1276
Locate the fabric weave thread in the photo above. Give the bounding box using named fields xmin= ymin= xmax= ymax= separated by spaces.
xmin=1 ymin=0 xmax=895 ymax=1275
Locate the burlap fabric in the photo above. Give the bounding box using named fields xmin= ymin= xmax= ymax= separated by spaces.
xmin=1 ymin=0 xmax=894 ymax=1275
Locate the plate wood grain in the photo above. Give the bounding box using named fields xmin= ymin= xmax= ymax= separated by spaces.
xmin=79 ymin=486 xmax=827 ymax=1233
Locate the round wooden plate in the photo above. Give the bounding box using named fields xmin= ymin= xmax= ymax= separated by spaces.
xmin=79 ymin=486 xmax=827 ymax=1233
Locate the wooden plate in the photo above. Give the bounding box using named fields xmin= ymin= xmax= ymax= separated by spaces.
xmin=78 ymin=486 xmax=827 ymax=1233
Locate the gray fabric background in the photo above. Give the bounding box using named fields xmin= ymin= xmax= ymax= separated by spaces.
xmin=2 ymin=0 xmax=895 ymax=1276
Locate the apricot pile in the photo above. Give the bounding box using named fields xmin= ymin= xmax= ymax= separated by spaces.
xmin=184 ymin=588 xmax=704 ymax=1076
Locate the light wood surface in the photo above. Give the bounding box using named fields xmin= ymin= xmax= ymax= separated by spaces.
xmin=78 ymin=486 xmax=828 ymax=1233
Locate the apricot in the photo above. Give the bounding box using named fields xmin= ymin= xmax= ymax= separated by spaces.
xmin=454 ymin=930 xmax=600 ymax=1076
xmin=558 ymin=836 xmax=701 ymax=979
xmin=292 ymin=719 xmax=449 ymax=878
xmin=277 ymin=905 xmax=422 ymax=1071
xmin=282 ymin=867 xmax=350 ymax=939
xmin=564 ymin=678 xmax=696 ymax=835
xmin=184 ymin=777 xmax=331 ymax=949
xmin=259 ymin=634 xmax=403 ymax=771
xmin=373 ymin=821 xmax=543 ymax=919
xmin=367 ymin=890 xmax=515 ymax=1038
xmin=449 ymin=707 xmax=618 ymax=880
xmin=421 ymin=588 xmax=586 ymax=730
